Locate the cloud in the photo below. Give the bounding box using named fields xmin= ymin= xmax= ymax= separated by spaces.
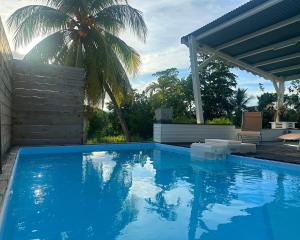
xmin=3 ymin=0 xmax=249 ymax=66
xmin=119 ymin=0 xmax=249 ymax=73
xmin=2 ymin=0 xmax=279 ymax=104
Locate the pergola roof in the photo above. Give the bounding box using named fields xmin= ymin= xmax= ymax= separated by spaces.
xmin=181 ymin=0 xmax=300 ymax=82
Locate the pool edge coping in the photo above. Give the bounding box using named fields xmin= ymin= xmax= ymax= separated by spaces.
xmin=0 ymin=148 xmax=19 ymax=230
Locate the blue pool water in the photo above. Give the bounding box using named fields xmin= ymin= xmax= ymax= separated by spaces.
xmin=1 ymin=143 xmax=300 ymax=240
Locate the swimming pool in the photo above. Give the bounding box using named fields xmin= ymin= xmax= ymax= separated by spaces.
xmin=1 ymin=143 xmax=300 ymax=239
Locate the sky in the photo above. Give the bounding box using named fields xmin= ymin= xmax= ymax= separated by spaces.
xmin=1 ymin=0 xmax=279 ymax=105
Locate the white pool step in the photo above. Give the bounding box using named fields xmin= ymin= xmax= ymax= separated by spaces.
xmin=205 ymin=139 xmax=256 ymax=154
xmin=191 ymin=143 xmax=229 ymax=160
xmin=191 ymin=139 xmax=256 ymax=160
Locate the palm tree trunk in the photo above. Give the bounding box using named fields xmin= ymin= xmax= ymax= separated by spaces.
xmin=104 ymin=82 xmax=131 ymax=142
xmin=75 ymin=40 xmax=82 ymax=67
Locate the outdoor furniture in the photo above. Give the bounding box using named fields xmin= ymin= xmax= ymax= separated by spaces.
xmin=237 ymin=112 xmax=262 ymax=144
xmin=270 ymin=122 xmax=297 ymax=129
xmin=278 ymin=133 xmax=300 ymax=150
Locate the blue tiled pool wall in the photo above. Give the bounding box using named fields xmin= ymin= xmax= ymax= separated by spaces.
xmin=19 ymin=143 xmax=190 ymax=155
xmin=17 ymin=142 xmax=300 ymax=175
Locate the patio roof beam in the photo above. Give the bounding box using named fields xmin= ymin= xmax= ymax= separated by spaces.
xmin=253 ymin=52 xmax=300 ymax=67
xmin=200 ymin=44 xmax=282 ymax=82
xmin=217 ymin=14 xmax=300 ymax=51
xmin=195 ymin=0 xmax=284 ymax=41
xmin=235 ymin=36 xmax=300 ymax=60
xmin=270 ymin=63 xmax=300 ymax=74
xmin=284 ymin=74 xmax=300 ymax=81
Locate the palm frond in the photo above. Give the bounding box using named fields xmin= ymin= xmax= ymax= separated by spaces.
xmin=145 ymin=83 xmax=159 ymax=96
xmin=46 ymin=0 xmax=88 ymax=15
xmin=87 ymin=29 xmax=132 ymax=105
xmin=84 ymin=28 xmax=111 ymax=73
xmin=85 ymin=55 xmax=105 ymax=106
xmin=24 ymin=30 xmax=68 ymax=64
xmin=7 ymin=5 xmax=70 ymax=48
xmin=94 ymin=12 xmax=124 ymax=34
xmin=95 ymin=4 xmax=147 ymax=41
xmin=104 ymin=31 xmax=140 ymax=74
xmin=106 ymin=49 xmax=132 ymax=105
xmin=82 ymin=29 xmax=109 ymax=105
xmin=88 ymin=0 xmax=126 ymax=14
xmin=63 ymin=39 xmax=80 ymax=66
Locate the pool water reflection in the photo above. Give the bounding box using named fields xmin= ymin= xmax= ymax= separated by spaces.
xmin=1 ymin=146 xmax=300 ymax=239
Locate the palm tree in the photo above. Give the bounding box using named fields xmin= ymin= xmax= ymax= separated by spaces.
xmin=144 ymin=82 xmax=160 ymax=96
xmin=145 ymin=68 xmax=179 ymax=96
xmin=231 ymin=88 xmax=252 ymax=126
xmin=7 ymin=0 xmax=147 ymax=141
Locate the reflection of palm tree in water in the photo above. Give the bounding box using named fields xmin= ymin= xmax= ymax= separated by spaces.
xmin=143 ymin=150 xmax=187 ymax=221
xmin=188 ymin=162 xmax=237 ymax=239
xmin=83 ymin=150 xmax=148 ymax=239
xmin=145 ymin=191 xmax=180 ymax=221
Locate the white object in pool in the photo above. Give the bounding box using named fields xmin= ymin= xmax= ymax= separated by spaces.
xmin=191 ymin=143 xmax=229 ymax=160
xmin=205 ymin=139 xmax=256 ymax=154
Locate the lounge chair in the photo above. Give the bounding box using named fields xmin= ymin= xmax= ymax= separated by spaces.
xmin=278 ymin=133 xmax=300 ymax=150
xmin=237 ymin=112 xmax=262 ymax=144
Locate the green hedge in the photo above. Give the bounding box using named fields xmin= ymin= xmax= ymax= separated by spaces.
xmin=206 ymin=117 xmax=233 ymax=125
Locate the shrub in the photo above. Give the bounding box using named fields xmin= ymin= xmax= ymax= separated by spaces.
xmin=86 ymin=135 xmax=147 ymax=144
xmin=86 ymin=135 xmax=126 ymax=144
xmin=172 ymin=116 xmax=196 ymax=124
xmin=206 ymin=117 xmax=233 ymax=125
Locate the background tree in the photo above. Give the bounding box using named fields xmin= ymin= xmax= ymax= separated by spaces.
xmin=145 ymin=68 xmax=179 ymax=98
xmin=231 ymin=88 xmax=252 ymax=126
xmin=287 ymin=80 xmax=300 ymax=125
xmin=88 ymin=67 xmax=300 ymax=143
xmin=107 ymin=90 xmax=154 ymax=140
xmin=86 ymin=107 xmax=114 ymax=140
xmin=145 ymin=68 xmax=195 ymax=122
xmin=8 ymin=0 xmax=147 ymax=141
xmin=196 ymin=57 xmax=237 ymax=120
xmin=257 ymin=91 xmax=277 ymax=128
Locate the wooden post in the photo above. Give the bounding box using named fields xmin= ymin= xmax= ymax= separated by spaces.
xmin=188 ymin=36 xmax=204 ymax=124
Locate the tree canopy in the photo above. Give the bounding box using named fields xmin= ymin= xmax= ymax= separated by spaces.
xmin=87 ymin=68 xmax=300 ymax=142
xmin=197 ymin=57 xmax=237 ymax=120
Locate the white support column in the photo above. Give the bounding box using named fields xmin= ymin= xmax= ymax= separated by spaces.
xmin=272 ymin=80 xmax=285 ymax=122
xmin=188 ymin=35 xmax=204 ymax=124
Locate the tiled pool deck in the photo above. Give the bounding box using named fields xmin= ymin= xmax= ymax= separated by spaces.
xmin=0 ymin=148 xmax=18 ymax=212
xmin=243 ymin=142 xmax=300 ymax=164
xmin=172 ymin=141 xmax=300 ymax=164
